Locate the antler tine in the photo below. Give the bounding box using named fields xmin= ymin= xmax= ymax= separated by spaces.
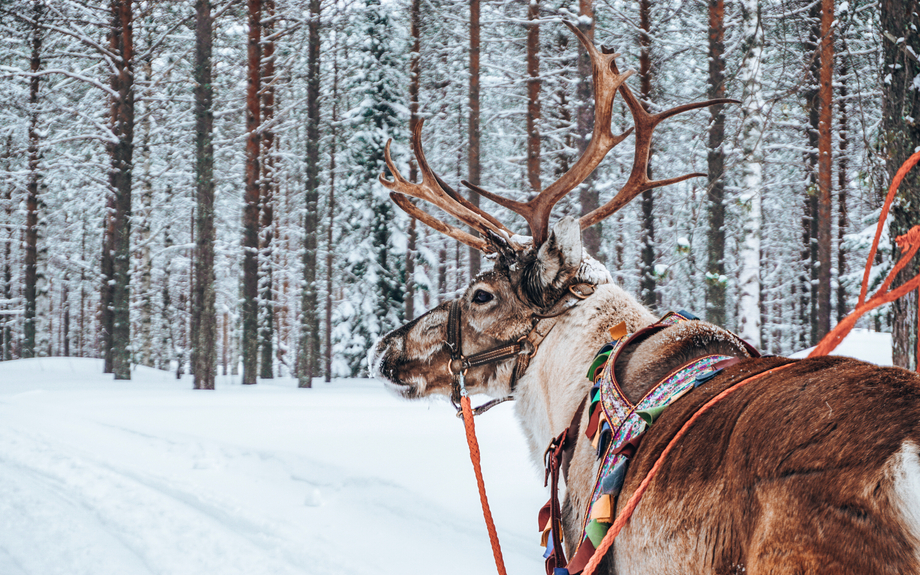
xmin=389 ymin=192 xmax=493 ymax=253
xmin=433 ymin=172 xmax=512 ymax=234
xmin=461 ymin=20 xmax=635 ymax=245
xmin=378 ymin=122 xmax=515 ymax=249
xmin=579 ymin=57 xmax=739 ymax=230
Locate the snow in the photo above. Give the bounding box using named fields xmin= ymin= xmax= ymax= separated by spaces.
xmin=789 ymin=328 xmax=893 ymax=366
xmin=0 ymin=332 xmax=897 ymax=573
xmin=0 ymin=358 xmax=546 ymax=575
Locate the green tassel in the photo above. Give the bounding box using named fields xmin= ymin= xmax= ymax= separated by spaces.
xmin=638 ymin=405 xmax=668 ymax=426
xmin=585 ymin=519 xmax=610 ymax=548
xmin=586 ymin=351 xmax=611 ymax=381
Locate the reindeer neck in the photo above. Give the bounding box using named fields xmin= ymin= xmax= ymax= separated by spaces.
xmin=512 ymin=283 xmax=656 ymax=468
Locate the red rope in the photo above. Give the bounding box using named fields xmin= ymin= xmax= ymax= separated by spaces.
xmin=460 ymin=395 xmax=508 ymax=575
xmin=581 ymin=362 xmax=797 ymax=575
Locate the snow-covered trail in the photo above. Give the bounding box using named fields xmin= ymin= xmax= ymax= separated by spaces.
xmin=0 ymin=358 xmax=546 ymax=575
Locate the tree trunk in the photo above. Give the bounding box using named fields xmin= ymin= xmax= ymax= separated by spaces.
xmin=406 ymin=0 xmax=421 ymax=320
xmin=192 ymin=0 xmax=216 ymax=390
xmin=576 ymin=0 xmax=601 ymax=259
xmin=110 ymin=0 xmax=134 ymax=379
xmin=300 ymin=0 xmax=321 ymax=388
xmin=815 ymin=0 xmax=834 ymax=340
xmin=2 ymin=136 xmax=11 ymax=361
xmin=137 ymin=47 xmax=154 ymax=368
xmin=882 ymin=0 xmax=920 ymax=370
xmin=325 ymin=9 xmax=341 ymax=383
xmin=23 ymin=0 xmax=42 ymax=359
xmin=242 ymin=0 xmax=261 ymax=385
xmin=706 ymin=0 xmax=726 ymax=327
xmin=468 ymin=0 xmax=481 ymax=276
xmin=526 ymin=0 xmax=541 ymax=196
xmin=837 ymin=47 xmax=849 ymax=323
xmin=259 ymin=0 xmax=275 ymax=380
xmin=638 ymin=0 xmax=656 ymax=309
xmin=803 ymin=2 xmax=821 ymax=346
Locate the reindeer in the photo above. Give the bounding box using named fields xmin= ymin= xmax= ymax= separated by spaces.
xmin=369 ymin=22 xmax=920 ymax=575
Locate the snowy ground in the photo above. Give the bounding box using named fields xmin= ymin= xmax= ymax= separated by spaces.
xmin=0 ymin=329 xmax=894 ymax=575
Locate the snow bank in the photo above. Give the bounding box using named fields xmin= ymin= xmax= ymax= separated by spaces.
xmin=0 ymin=358 xmax=545 ymax=575
xmin=789 ymin=328 xmax=893 ymax=365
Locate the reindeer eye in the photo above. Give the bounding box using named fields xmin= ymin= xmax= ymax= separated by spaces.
xmin=472 ymin=290 xmax=494 ymax=304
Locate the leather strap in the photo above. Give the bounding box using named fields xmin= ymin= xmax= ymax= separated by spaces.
xmin=447 ymin=283 xmax=596 ymax=417
xmin=542 ymin=395 xmax=588 ymax=573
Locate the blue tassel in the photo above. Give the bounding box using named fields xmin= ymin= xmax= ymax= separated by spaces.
xmin=596 ymin=421 xmax=611 ymax=458
xmin=694 ymin=368 xmax=723 ymax=387
xmin=601 ymin=459 xmax=628 ymax=495
xmin=543 ymin=534 xmax=554 ymax=559
xmin=554 ymin=569 xmax=570 ymax=575
xmin=677 ymin=309 xmax=700 ymax=320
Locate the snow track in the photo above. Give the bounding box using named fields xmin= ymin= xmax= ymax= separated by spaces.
xmin=0 ymin=358 xmax=546 ymax=575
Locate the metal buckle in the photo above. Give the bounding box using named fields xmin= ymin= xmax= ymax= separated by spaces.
xmin=569 ymin=284 xmax=590 ymax=300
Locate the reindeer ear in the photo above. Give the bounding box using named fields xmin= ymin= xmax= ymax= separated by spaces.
xmin=524 ymin=216 xmax=583 ymax=307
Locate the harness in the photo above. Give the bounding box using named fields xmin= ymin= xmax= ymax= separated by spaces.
xmin=445 ymin=283 xmax=597 ymax=416
xmin=540 ymin=311 xmax=760 ymax=575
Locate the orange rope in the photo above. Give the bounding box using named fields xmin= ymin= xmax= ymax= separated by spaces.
xmin=581 ymin=362 xmax=798 ymax=575
xmin=811 ymin=150 xmax=920 ymax=358
xmin=460 ymin=395 xmax=508 ymax=575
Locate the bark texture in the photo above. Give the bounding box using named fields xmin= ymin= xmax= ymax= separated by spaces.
xmin=706 ymin=0 xmax=726 ymax=327
xmin=468 ymin=0 xmax=481 ymax=277
xmin=110 ymin=0 xmax=135 ymax=380
xmin=23 ymin=0 xmax=42 ymax=358
xmin=192 ymin=0 xmax=216 ymax=390
xmin=638 ymin=0 xmax=656 ymax=309
xmin=816 ymin=0 xmax=834 ymax=340
xmin=242 ymin=0 xmax=261 ymax=384
xmin=882 ymin=0 xmax=920 ymax=370
xmin=526 ymin=0 xmax=541 ymax=196
xmin=300 ymin=0 xmax=321 ymax=387
xmin=260 ymin=0 xmax=275 ymax=379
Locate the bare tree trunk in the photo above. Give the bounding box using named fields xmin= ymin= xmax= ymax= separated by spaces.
xmin=259 ymin=0 xmax=275 ymax=380
xmin=738 ymin=0 xmax=764 ymax=348
xmin=706 ymin=0 xmax=726 ymax=327
xmin=23 ymin=0 xmax=42 ymax=359
xmin=62 ymin=280 xmax=69 ymax=356
xmin=2 ymin=136 xmax=11 ymax=361
xmin=406 ymin=0 xmax=421 ymax=319
xmin=837 ymin=48 xmax=849 ymax=323
xmin=815 ymin=0 xmax=834 ymax=340
xmin=192 ymin=0 xmax=216 ymax=390
xmin=526 ymin=0 xmax=541 ymax=196
xmin=882 ymin=0 xmax=920 ymax=370
xmin=137 ymin=47 xmax=154 ymax=367
xmin=324 ymin=11 xmax=340 ymax=383
xmin=109 ymin=0 xmax=135 ymax=379
xmin=468 ymin=0 xmax=481 ymax=276
xmin=803 ymin=2 xmax=821 ymax=346
xmin=638 ymin=0 xmax=656 ymax=309
xmin=242 ymin=0 xmax=262 ymax=384
xmin=576 ymin=0 xmax=601 ymax=259
xmin=300 ymin=0 xmax=321 ymax=388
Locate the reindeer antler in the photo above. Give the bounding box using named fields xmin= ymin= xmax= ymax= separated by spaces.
xmin=579 ymin=59 xmax=738 ymax=230
xmin=462 ymin=21 xmax=635 ymax=246
xmin=379 ymin=122 xmax=518 ymax=254
xmin=384 ymin=21 xmax=737 ymax=251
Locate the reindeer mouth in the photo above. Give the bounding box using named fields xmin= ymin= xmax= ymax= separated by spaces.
xmin=367 ymin=338 xmax=426 ymax=399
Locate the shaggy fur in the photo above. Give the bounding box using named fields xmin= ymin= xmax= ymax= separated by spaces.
xmin=369 ymin=218 xmax=920 ymax=574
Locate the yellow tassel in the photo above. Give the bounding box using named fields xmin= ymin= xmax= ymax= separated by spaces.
xmin=590 ymin=494 xmax=614 ymax=523
xmin=540 ymin=518 xmax=552 ymax=547
xmin=591 ymin=412 xmax=607 ymax=449
xmin=608 ymin=321 xmax=628 ymax=341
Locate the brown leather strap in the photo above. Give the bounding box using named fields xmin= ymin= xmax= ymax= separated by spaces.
xmin=542 ymin=395 xmax=588 ymax=573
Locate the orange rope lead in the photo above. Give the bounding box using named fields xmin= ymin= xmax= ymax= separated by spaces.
xmin=460 ymin=395 xmax=508 ymax=575
xmin=581 ymin=362 xmax=798 ymax=575
xmin=811 ymin=150 xmax=920 ymax=358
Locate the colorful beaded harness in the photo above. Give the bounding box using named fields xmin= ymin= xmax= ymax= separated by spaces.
xmin=541 ymin=311 xmax=743 ymax=574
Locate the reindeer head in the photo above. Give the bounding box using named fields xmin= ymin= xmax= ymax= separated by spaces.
xmin=369 ymin=22 xmax=734 ymax=401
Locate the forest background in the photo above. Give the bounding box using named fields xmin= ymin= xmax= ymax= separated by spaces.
xmin=0 ymin=0 xmax=918 ymax=389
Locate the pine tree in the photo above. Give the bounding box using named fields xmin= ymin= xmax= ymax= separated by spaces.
xmin=334 ymin=0 xmax=407 ymax=376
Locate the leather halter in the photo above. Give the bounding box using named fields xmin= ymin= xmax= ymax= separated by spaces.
xmin=446 ymin=283 xmax=596 ymax=417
